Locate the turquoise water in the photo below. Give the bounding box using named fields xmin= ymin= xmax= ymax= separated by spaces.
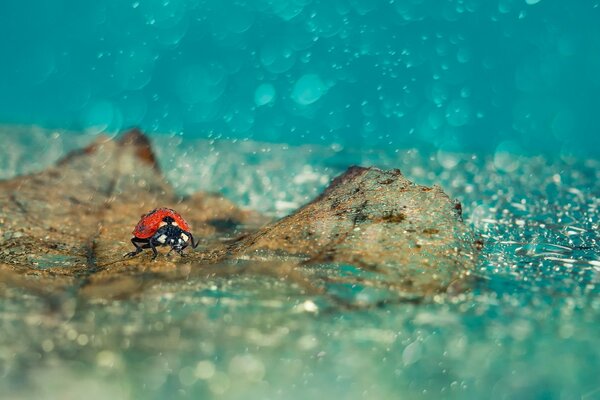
xmin=0 ymin=0 xmax=599 ymax=154
xmin=1 ymin=130 xmax=599 ymax=399
xmin=1 ymin=0 xmax=600 ymax=398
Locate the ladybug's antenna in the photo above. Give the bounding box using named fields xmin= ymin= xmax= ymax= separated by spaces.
xmin=189 ymin=233 xmax=199 ymax=248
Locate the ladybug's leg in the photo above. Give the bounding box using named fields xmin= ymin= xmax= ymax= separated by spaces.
xmin=125 ymin=238 xmax=149 ymax=258
xmin=178 ymin=236 xmax=191 ymax=257
xmin=149 ymin=240 xmax=159 ymax=260
xmin=167 ymin=244 xmax=186 ymax=257
xmin=181 ymin=239 xmax=189 ymax=251
xmin=177 ymin=247 xmax=186 ymax=257
xmin=166 ymin=246 xmax=177 ymax=257
xmin=188 ymin=232 xmax=199 ymax=248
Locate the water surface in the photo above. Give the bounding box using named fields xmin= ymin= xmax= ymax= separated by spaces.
xmin=0 ymin=130 xmax=598 ymax=399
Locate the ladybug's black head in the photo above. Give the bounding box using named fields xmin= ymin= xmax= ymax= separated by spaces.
xmin=153 ymin=221 xmax=190 ymax=250
xmin=162 ymin=216 xmax=176 ymax=224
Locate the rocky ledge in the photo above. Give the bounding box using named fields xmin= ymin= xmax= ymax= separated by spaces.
xmin=0 ymin=129 xmax=478 ymax=304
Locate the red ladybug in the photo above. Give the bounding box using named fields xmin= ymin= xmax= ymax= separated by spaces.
xmin=126 ymin=208 xmax=199 ymax=259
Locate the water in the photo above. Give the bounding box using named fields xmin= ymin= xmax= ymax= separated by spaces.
xmin=0 ymin=1 xmax=599 ymax=155
xmin=0 ymin=129 xmax=598 ymax=399
xmin=1 ymin=0 xmax=599 ymax=398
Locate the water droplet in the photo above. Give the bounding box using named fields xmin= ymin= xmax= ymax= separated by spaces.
xmin=402 ymin=341 xmax=422 ymax=365
xmin=81 ymin=101 xmax=121 ymax=134
xmin=195 ymin=360 xmax=216 ymax=380
xmin=260 ymin=41 xmax=296 ymax=73
xmin=254 ymin=83 xmax=276 ymax=106
xmin=494 ymin=141 xmax=523 ymax=172
xmin=291 ymin=74 xmax=327 ymax=105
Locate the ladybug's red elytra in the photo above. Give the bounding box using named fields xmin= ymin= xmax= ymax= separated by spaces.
xmin=126 ymin=208 xmax=199 ymax=259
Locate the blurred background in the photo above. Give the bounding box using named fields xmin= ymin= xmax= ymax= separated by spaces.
xmin=0 ymin=0 xmax=599 ymax=156
xmin=1 ymin=2 xmax=600 ymax=399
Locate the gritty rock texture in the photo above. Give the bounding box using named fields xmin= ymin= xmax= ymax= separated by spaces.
xmin=0 ymin=129 xmax=263 ymax=298
xmin=231 ymin=166 xmax=477 ymax=298
xmin=0 ymin=129 xmax=478 ymax=302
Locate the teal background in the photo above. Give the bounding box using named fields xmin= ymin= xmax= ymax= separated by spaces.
xmin=1 ymin=3 xmax=600 ymax=398
xmin=0 ymin=0 xmax=599 ymax=155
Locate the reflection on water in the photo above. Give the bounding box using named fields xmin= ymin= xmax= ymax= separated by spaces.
xmin=0 ymin=129 xmax=599 ymax=399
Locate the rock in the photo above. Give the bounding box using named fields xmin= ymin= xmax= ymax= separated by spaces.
xmin=0 ymin=128 xmax=478 ymax=304
xmin=0 ymin=128 xmax=264 ymax=297
xmin=229 ymin=166 xmax=477 ymax=299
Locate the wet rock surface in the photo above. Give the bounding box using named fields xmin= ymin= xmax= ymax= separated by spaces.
xmin=231 ymin=166 xmax=477 ymax=300
xmin=0 ymin=129 xmax=478 ymax=303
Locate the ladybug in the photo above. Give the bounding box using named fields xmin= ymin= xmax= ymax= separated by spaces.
xmin=126 ymin=208 xmax=199 ymax=259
